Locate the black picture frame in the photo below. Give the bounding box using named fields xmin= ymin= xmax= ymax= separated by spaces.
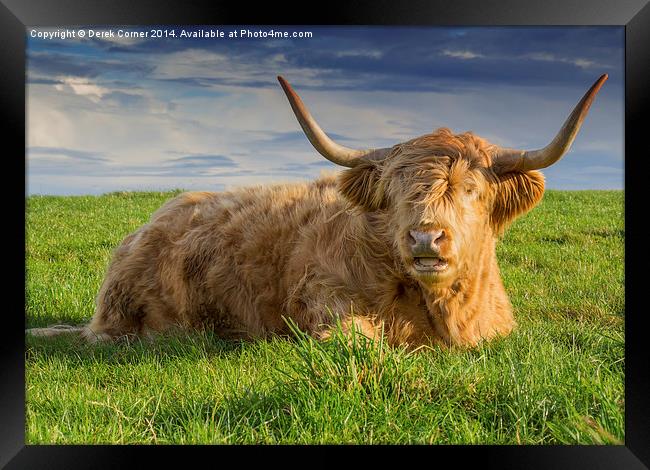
xmin=4 ymin=0 xmax=648 ymax=467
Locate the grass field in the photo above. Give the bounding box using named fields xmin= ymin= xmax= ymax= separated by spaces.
xmin=25 ymin=189 xmax=624 ymax=444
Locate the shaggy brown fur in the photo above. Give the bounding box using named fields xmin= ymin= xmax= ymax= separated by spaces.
xmin=30 ymin=128 xmax=545 ymax=349
xmin=49 ymin=127 xmax=542 ymax=349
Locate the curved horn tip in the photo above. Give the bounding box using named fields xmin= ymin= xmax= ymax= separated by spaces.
xmin=592 ymin=73 xmax=608 ymax=92
xmin=277 ymin=75 xmax=291 ymax=91
xmin=492 ymin=73 xmax=608 ymax=173
xmin=275 ymin=74 xmax=391 ymax=167
xmin=277 ymin=75 xmax=288 ymax=90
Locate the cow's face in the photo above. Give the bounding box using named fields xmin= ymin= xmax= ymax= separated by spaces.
xmin=338 ymin=129 xmax=545 ymax=288
xmin=277 ymin=73 xmax=606 ymax=288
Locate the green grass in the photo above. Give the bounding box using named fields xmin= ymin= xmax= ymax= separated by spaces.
xmin=25 ymin=190 xmax=624 ymax=444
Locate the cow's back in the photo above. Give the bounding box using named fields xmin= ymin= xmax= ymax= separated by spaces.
xmin=89 ymin=174 xmax=346 ymax=339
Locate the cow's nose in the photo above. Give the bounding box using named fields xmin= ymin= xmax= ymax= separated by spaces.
xmin=409 ymin=229 xmax=445 ymax=253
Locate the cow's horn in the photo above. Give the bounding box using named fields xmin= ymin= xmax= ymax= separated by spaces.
xmin=278 ymin=76 xmax=391 ymax=168
xmin=493 ymin=74 xmax=608 ymax=173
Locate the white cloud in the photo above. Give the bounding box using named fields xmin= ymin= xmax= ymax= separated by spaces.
xmin=153 ymin=49 xmax=229 ymax=79
xmin=441 ymin=49 xmax=608 ymax=70
xmin=526 ymin=52 xmax=607 ymax=69
xmin=335 ymin=49 xmax=383 ymax=59
xmin=442 ymin=49 xmax=485 ymax=60
xmin=150 ymin=48 xmax=331 ymax=90
xmin=54 ymin=76 xmax=110 ymax=102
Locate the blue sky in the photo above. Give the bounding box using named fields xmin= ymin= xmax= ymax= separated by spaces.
xmin=26 ymin=26 xmax=624 ymax=195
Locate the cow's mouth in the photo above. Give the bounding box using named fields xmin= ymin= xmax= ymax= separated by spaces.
xmin=413 ymin=257 xmax=449 ymax=273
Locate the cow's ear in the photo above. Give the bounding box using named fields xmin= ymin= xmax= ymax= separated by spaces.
xmin=338 ymin=161 xmax=388 ymax=211
xmin=491 ymin=170 xmax=545 ymax=234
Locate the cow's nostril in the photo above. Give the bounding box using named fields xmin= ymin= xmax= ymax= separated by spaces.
xmin=410 ymin=229 xmax=447 ymax=251
xmin=407 ymin=231 xmax=417 ymax=245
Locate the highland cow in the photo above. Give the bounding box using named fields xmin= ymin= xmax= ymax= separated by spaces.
xmin=29 ymin=74 xmax=608 ymax=349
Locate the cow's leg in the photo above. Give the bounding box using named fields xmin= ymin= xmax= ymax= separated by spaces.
xmin=80 ymin=274 xmax=149 ymax=343
xmin=82 ymin=280 xmax=184 ymax=344
xmin=284 ymin=288 xmax=383 ymax=343
xmin=81 ymin=293 xmax=156 ymax=344
xmin=285 ymin=281 xmax=441 ymax=349
xmin=80 ymin=317 xmax=117 ymax=343
xmin=318 ymin=315 xmax=381 ymax=342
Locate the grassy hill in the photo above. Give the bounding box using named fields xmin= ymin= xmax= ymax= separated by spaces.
xmin=25 ymin=190 xmax=624 ymax=444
